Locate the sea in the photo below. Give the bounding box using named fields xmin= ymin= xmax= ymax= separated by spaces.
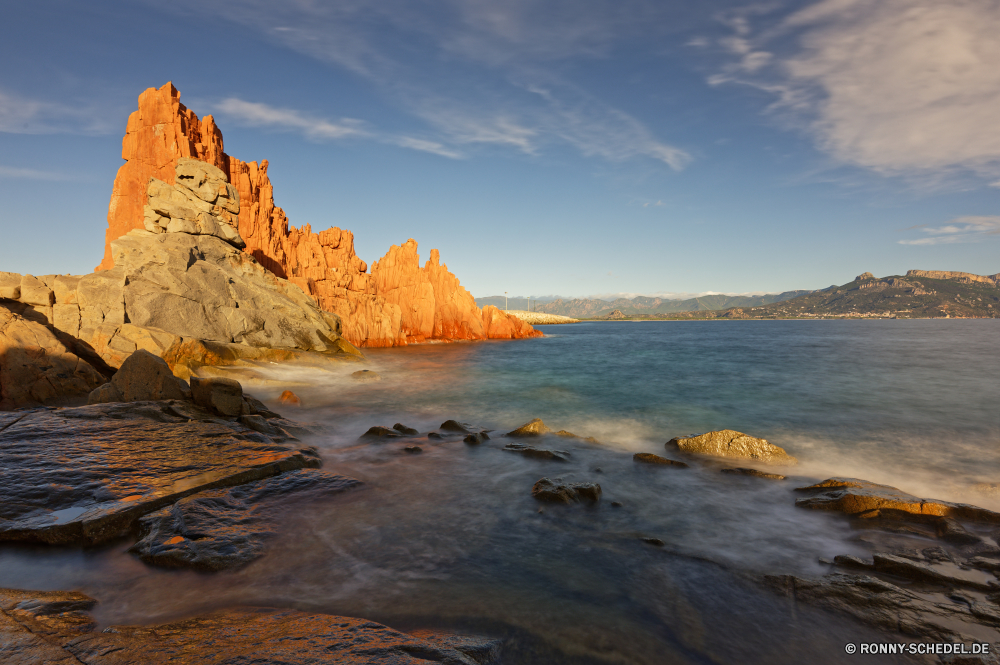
xmin=2 ymin=319 xmax=998 ymax=663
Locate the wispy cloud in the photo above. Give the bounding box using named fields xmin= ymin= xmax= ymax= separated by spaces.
xmin=0 ymin=165 xmax=78 ymax=181
xmin=711 ymin=0 xmax=1000 ymax=184
xmin=0 ymin=88 xmax=115 ymax=135
xmin=148 ymin=0 xmax=690 ymax=170
xmin=213 ymin=98 xmax=464 ymax=158
xmin=898 ymin=215 xmax=1000 ymax=245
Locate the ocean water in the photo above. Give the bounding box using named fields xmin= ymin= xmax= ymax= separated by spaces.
xmin=2 ymin=320 xmax=997 ymax=663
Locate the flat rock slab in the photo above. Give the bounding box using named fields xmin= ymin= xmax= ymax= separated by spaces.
xmin=795 ymin=477 xmax=1000 ymax=523
xmin=633 ymin=452 xmax=688 ymax=467
xmin=0 ymin=588 xmax=502 ymax=665
xmin=504 ymin=442 xmax=570 ymax=462
xmin=129 ymin=469 xmax=361 ymax=571
xmin=0 ymin=400 xmax=321 ymax=545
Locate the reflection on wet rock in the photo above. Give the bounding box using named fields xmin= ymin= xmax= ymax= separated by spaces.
xmin=0 ymin=400 xmax=320 ymax=545
xmin=0 ymin=587 xmax=501 ymax=665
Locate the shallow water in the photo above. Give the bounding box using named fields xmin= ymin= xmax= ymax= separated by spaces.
xmin=2 ymin=320 xmax=997 ymax=663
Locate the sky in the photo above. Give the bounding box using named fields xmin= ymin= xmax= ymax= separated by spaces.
xmin=1 ymin=0 xmax=998 ymax=299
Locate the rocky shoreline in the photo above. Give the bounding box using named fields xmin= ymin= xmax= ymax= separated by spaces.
xmin=2 ymin=386 xmax=998 ymax=663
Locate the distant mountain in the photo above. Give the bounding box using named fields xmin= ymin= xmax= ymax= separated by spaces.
xmin=530 ymin=291 xmax=812 ymax=318
xmin=664 ymin=270 xmax=999 ymax=320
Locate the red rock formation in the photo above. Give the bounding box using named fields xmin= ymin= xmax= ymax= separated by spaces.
xmin=98 ymin=83 xmax=541 ymax=347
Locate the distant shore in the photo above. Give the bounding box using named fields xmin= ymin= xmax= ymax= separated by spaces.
xmin=503 ymin=310 xmax=579 ymax=324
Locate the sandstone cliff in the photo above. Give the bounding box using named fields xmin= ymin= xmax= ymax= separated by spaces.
xmin=98 ymin=83 xmax=540 ymax=347
xmin=905 ymin=269 xmax=1000 ymax=286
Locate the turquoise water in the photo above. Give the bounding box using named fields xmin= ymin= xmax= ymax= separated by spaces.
xmin=1 ymin=319 xmax=996 ymax=663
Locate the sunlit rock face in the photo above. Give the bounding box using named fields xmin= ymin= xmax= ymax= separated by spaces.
xmin=97 ymin=82 xmax=540 ymax=347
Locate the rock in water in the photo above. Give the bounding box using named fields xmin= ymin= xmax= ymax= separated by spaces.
xmin=506 ymin=418 xmax=551 ymax=436
xmin=129 ymin=469 xmax=360 ymax=571
xmin=633 ymin=453 xmax=688 ymax=467
xmin=279 ymin=390 xmax=301 ymax=406
xmin=794 ymin=477 xmax=1000 ymax=523
xmin=351 ymin=369 xmax=381 ymax=381
xmin=503 ymin=443 xmax=570 ymax=461
xmin=88 ymin=349 xmax=188 ymax=404
xmin=392 ymin=423 xmax=419 ymax=435
xmin=720 ymin=467 xmax=786 ymax=480
xmin=0 ymin=587 xmax=502 ymax=665
xmin=531 ymin=478 xmax=601 ymax=504
xmin=667 ymin=430 xmax=797 ymax=465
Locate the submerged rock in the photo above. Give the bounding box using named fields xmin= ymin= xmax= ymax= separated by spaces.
xmin=633 ymin=453 xmax=688 ymax=467
xmin=404 ymin=446 xmax=423 ymax=454
xmin=504 ymin=442 xmax=570 ymax=462
xmin=393 ymin=423 xmax=419 ymax=435
xmin=794 ymin=478 xmax=1000 ymax=523
xmin=720 ymin=467 xmax=786 ymax=480
xmin=279 ymin=390 xmax=301 ymax=406
xmin=531 ymin=478 xmax=601 ymax=504
xmin=667 ymin=430 xmax=798 ymax=465
xmin=351 ymin=369 xmax=381 ymax=382
xmin=506 ymin=418 xmax=551 ymax=437
xmin=0 ymin=400 xmax=318 ymax=546
xmin=464 ymin=432 xmax=489 ymax=445
xmin=0 ymin=587 xmax=502 ymax=665
xmin=360 ymin=426 xmax=400 ymax=440
xmin=129 ymin=469 xmax=360 ymax=571
xmin=440 ymin=419 xmax=474 ymax=433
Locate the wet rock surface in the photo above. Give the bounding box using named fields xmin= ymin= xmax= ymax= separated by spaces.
xmin=720 ymin=467 xmax=786 ymax=480
xmin=506 ymin=418 xmax=551 ymax=437
xmin=531 ymin=478 xmax=602 ymax=504
xmin=0 ymin=587 xmax=501 ymax=665
xmin=633 ymin=452 xmax=688 ymax=467
xmin=795 ymin=477 xmax=1000 ymax=522
xmin=667 ymin=429 xmax=798 ymax=465
xmin=0 ymin=400 xmax=320 ymax=545
xmin=503 ymin=442 xmax=570 ymax=461
xmin=129 ymin=469 xmax=361 ymax=571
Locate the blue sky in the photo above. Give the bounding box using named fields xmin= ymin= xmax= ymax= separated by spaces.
xmin=1 ymin=0 xmax=998 ymax=298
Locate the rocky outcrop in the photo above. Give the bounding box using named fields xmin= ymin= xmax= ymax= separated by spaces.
xmin=0 ymin=399 xmax=321 ymax=545
xmin=794 ymin=477 xmax=1000 ymax=523
xmin=0 ymin=588 xmax=502 ymax=664
xmin=0 ymin=301 xmax=107 ymax=410
xmin=531 ymin=478 xmax=601 ymax=504
xmin=97 ymin=83 xmax=539 ymax=348
xmin=907 ymin=269 xmax=1000 ymax=286
xmin=667 ymin=430 xmax=798 ymax=465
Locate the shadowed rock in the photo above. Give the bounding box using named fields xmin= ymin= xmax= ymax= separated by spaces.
xmin=720 ymin=467 xmax=785 ymax=480
xmin=404 ymin=446 xmax=423 ymax=454
xmin=464 ymin=432 xmax=489 ymax=445
xmin=532 ymin=478 xmax=601 ymax=504
xmin=393 ymin=423 xmax=419 ymax=435
xmin=0 ymin=587 xmax=502 ymax=664
xmin=360 ymin=426 xmax=400 ymax=440
xmin=667 ymin=430 xmax=797 ymax=465
xmin=633 ymin=453 xmax=688 ymax=467
xmin=871 ymin=553 xmax=999 ymax=592
xmin=129 ymin=469 xmax=360 ymax=571
xmin=504 ymin=442 xmax=570 ymax=462
xmin=440 ymin=419 xmax=474 ymax=433
xmin=0 ymin=401 xmax=318 ymax=546
xmin=506 ymin=418 xmax=551 ymax=437
xmin=794 ymin=478 xmax=1000 ymax=523
xmin=190 ymin=376 xmax=243 ymax=416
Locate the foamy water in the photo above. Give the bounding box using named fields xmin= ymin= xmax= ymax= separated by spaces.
xmin=1 ymin=319 xmax=995 ymax=663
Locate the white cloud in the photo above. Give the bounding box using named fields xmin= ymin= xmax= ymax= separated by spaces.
xmin=214 ymin=98 xmax=368 ymax=141
xmin=0 ymin=165 xmax=76 ymax=181
xmin=0 ymin=89 xmax=114 ymax=135
xmin=714 ymin=0 xmax=1000 ymax=181
xmin=898 ymin=215 xmax=1000 ymax=245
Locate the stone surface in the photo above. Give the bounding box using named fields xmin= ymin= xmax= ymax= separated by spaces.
xmin=129 ymin=469 xmax=360 ymax=571
xmin=506 ymin=418 xmax=552 ymax=437
xmin=98 ymin=83 xmax=541 ymax=348
xmin=633 ymin=452 xmax=689 ymax=467
xmin=503 ymin=442 xmax=570 ymax=461
xmin=351 ymin=369 xmax=381 ymax=382
xmin=531 ymin=478 xmax=601 ymax=504
xmin=144 ymin=157 xmax=244 ymax=249
xmin=88 ymin=349 xmax=188 ymax=404
xmin=720 ymin=467 xmax=786 ymax=480
xmin=393 ymin=423 xmax=419 ymax=435
xmin=794 ymin=478 xmax=1000 ymax=523
xmin=190 ymin=376 xmax=243 ymax=416
xmin=667 ymin=429 xmax=798 ymax=465
xmin=0 ymin=588 xmax=502 ymax=665
xmin=0 ymin=302 xmax=107 ymax=410
xmin=360 ymin=426 xmax=400 ymax=440
xmin=464 ymin=432 xmax=488 ymax=445
xmin=440 ymin=419 xmax=475 ymax=433
xmin=0 ymin=271 xmax=21 ymax=300
xmin=279 ymin=389 xmax=301 ymax=406
xmin=0 ymin=400 xmax=319 ymax=545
